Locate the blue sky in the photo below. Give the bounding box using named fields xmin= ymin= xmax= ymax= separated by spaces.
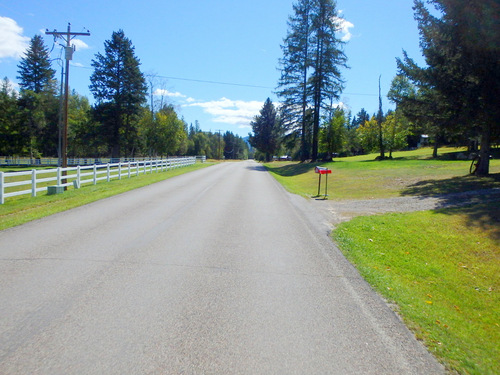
xmin=1 ymin=0 xmax=426 ymax=137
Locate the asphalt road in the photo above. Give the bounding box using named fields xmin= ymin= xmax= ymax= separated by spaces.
xmin=0 ymin=161 xmax=444 ymax=374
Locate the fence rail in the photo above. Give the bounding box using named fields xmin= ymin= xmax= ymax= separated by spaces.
xmin=0 ymin=157 xmax=199 ymax=204
xmin=0 ymin=156 xmax=206 ymax=167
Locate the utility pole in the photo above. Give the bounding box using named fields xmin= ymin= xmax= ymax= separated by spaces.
xmin=46 ymin=23 xmax=90 ymax=170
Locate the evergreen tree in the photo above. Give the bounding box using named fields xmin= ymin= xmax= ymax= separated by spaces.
xmin=15 ymin=35 xmax=58 ymax=158
xmin=90 ymin=30 xmax=147 ymax=158
xmin=376 ymin=76 xmax=385 ymax=159
xmin=249 ymin=98 xmax=282 ymax=162
xmin=277 ymin=0 xmax=313 ymax=161
xmin=223 ymin=132 xmax=249 ymax=160
xmin=398 ymin=0 xmax=499 ymax=174
xmin=278 ymin=0 xmax=347 ymax=162
xmin=352 ymin=108 xmax=370 ymax=129
xmin=308 ymin=0 xmax=347 ymax=161
xmin=17 ymin=35 xmax=56 ymax=94
xmin=0 ymin=78 xmax=23 ymax=154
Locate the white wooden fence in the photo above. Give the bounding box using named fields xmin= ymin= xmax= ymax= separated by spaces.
xmin=0 ymin=157 xmax=197 ymax=204
xmin=0 ymin=156 xmax=206 ymax=167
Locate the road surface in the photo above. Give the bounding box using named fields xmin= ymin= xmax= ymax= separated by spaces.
xmin=0 ymin=161 xmax=444 ymax=374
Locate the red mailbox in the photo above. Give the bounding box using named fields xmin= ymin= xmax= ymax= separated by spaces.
xmin=315 ymin=166 xmax=332 ymax=175
xmin=314 ymin=166 xmax=332 ymax=199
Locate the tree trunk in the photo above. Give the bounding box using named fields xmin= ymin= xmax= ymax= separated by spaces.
xmin=476 ymin=122 xmax=491 ymax=176
xmin=432 ymin=139 xmax=439 ymax=158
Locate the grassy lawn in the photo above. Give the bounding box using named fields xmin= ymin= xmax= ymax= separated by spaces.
xmin=0 ymin=162 xmax=215 ymax=231
xmin=265 ymin=147 xmax=500 ymax=374
xmin=265 ymin=147 xmax=500 ymax=199
xmin=334 ymin=208 xmax=499 ymax=374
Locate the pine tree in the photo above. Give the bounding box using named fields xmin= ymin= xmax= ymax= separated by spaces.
xmin=249 ymin=98 xmax=282 ymax=162
xmin=277 ymin=0 xmax=313 ymax=161
xmin=376 ymin=76 xmax=385 ymax=159
xmin=308 ymin=0 xmax=347 ymax=161
xmin=398 ymin=0 xmax=499 ymax=174
xmin=278 ymin=0 xmax=347 ymax=162
xmin=351 ymin=108 xmax=370 ymax=129
xmin=0 ymin=78 xmax=23 ymax=154
xmin=90 ymin=30 xmax=147 ymax=158
xmin=17 ymin=35 xmax=55 ymax=94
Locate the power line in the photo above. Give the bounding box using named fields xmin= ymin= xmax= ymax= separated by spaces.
xmin=73 ymin=65 xmax=378 ymax=97
xmin=154 ymin=74 xmax=273 ymax=90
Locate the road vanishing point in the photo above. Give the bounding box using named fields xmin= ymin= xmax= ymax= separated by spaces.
xmin=0 ymin=160 xmax=444 ymax=374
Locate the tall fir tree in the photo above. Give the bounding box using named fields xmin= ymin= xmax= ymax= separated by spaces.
xmin=17 ymin=35 xmax=56 ymax=94
xmin=308 ymin=0 xmax=347 ymax=161
xmin=277 ymin=0 xmax=313 ymax=161
xmin=16 ymin=35 xmax=59 ymax=158
xmin=0 ymin=78 xmax=23 ymax=154
xmin=398 ymin=0 xmax=499 ymax=175
xmin=249 ymin=98 xmax=282 ymax=162
xmin=278 ymin=0 xmax=347 ymax=161
xmin=376 ymin=76 xmax=385 ymax=159
xmin=90 ymin=30 xmax=147 ymax=158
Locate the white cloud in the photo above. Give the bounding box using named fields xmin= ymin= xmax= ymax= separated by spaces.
xmin=0 ymin=17 xmax=30 ymax=60
xmin=72 ymin=38 xmax=89 ymax=51
xmin=334 ymin=101 xmax=348 ymax=110
xmin=186 ymin=97 xmax=263 ymax=128
xmin=153 ymin=89 xmax=187 ymax=98
xmin=334 ymin=11 xmax=354 ymax=42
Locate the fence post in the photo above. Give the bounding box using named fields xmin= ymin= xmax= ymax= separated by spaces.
xmin=128 ymin=162 xmax=131 ymax=178
xmin=57 ymin=167 xmax=62 ymax=186
xmin=0 ymin=171 xmax=4 ymax=204
xmin=31 ymin=169 xmax=37 ymax=197
xmin=77 ymin=165 xmax=81 ymax=187
xmin=118 ymin=162 xmax=122 ymax=180
xmin=93 ymin=164 xmax=97 ymax=185
xmin=107 ymin=163 xmax=110 ymax=182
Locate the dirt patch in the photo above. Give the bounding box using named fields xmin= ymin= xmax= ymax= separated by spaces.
xmin=311 ymin=188 xmax=500 ymax=227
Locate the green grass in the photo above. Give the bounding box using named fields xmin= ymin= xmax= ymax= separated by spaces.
xmin=333 ymin=207 xmax=500 ymax=374
xmin=0 ymin=162 xmax=215 ymax=230
xmin=264 ymin=147 xmax=500 ymax=199
xmin=265 ymin=147 xmax=500 ymax=374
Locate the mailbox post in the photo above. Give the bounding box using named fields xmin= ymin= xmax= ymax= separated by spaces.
xmin=314 ymin=166 xmax=332 ymax=199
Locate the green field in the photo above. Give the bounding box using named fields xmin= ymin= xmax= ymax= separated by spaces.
xmin=265 ymin=147 xmax=500 ymax=199
xmin=265 ymin=147 xmax=500 ymax=374
xmin=0 ymin=162 xmax=215 ymax=230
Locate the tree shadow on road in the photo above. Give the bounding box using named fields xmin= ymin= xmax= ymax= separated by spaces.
xmin=246 ymin=164 xmax=268 ymax=172
xmin=264 ymin=162 xmax=317 ymax=177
